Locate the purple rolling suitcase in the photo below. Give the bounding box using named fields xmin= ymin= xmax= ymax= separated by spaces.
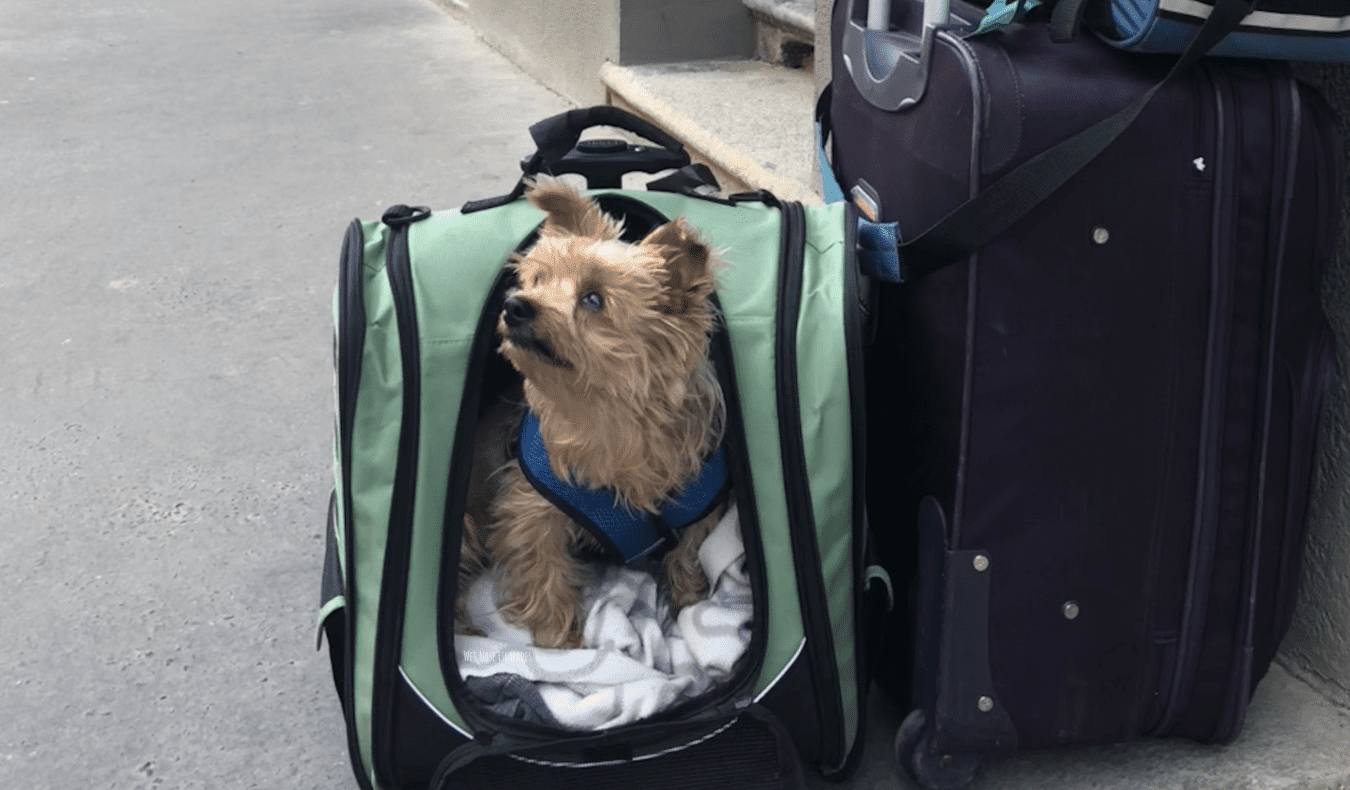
xmin=824 ymin=0 xmax=1343 ymax=786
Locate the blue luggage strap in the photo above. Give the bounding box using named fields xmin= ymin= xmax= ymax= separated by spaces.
xmin=516 ymin=410 xmax=730 ymax=564
xmin=815 ymin=99 xmax=904 ymax=284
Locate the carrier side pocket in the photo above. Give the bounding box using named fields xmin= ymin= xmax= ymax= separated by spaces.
xmin=318 ymin=491 xmax=348 ymax=705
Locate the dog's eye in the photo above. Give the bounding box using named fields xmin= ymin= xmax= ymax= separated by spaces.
xmin=580 ymin=291 xmax=603 ymax=311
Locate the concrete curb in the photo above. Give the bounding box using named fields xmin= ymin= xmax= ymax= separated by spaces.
xmin=744 ymin=0 xmax=816 ymax=36
xmin=600 ymin=61 xmax=822 ymax=205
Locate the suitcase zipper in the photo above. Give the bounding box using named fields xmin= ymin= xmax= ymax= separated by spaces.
xmin=1153 ymin=63 xmax=1231 ymax=738
xmin=1270 ymin=325 xmax=1333 ymax=640
xmin=1209 ymin=64 xmax=1301 ymax=740
xmin=774 ymin=200 xmax=848 ymax=771
xmin=1209 ymin=65 xmax=1303 ymax=745
xmin=1269 ymin=80 xmax=1339 ymax=647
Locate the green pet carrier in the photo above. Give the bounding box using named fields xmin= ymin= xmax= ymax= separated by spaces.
xmin=317 ymin=107 xmax=890 ymax=789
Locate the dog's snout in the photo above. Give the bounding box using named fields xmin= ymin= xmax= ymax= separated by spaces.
xmin=503 ymin=295 xmax=536 ymax=328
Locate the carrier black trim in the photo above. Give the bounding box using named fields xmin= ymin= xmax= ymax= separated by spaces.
xmin=773 ymin=200 xmax=848 ymax=771
xmin=335 ymin=218 xmax=376 ymax=790
xmin=436 ymin=227 xmax=541 ymax=740
xmin=434 ymin=196 xmax=770 ymax=757
xmin=838 ymin=202 xmax=873 ymax=776
xmin=371 ymin=205 xmax=431 ymax=787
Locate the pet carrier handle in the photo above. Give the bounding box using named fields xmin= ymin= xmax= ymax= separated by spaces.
xmin=460 ymin=107 xmax=692 ymax=213
xmin=526 ymin=106 xmax=686 ymax=165
xmin=518 ymin=106 xmax=691 ymax=188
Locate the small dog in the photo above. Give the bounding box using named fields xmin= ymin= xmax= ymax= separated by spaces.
xmin=458 ymin=176 xmax=729 ymax=649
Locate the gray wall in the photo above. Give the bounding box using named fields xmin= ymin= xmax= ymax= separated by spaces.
xmin=1285 ymin=64 xmax=1350 ymax=707
xmin=438 ymin=0 xmax=754 ymax=105
xmin=621 ymin=0 xmax=755 ymax=64
xmin=437 ymin=0 xmax=620 ymax=104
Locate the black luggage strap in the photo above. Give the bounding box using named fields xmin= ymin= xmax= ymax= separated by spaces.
xmin=819 ymin=0 xmax=1258 ymax=284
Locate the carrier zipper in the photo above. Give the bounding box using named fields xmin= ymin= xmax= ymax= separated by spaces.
xmin=838 ymin=203 xmax=873 ymax=774
xmin=704 ymin=288 xmax=772 ymax=710
xmin=335 ymin=218 xmax=376 ymax=790
xmin=436 ymin=253 xmax=521 ymax=738
xmin=436 ymin=203 xmax=770 ymax=746
xmin=370 ymin=205 xmax=430 ymax=787
xmin=774 ymin=200 xmax=848 ymax=770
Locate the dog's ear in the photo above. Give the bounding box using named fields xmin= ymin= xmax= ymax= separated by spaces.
xmin=525 ymin=175 xmax=622 ymax=240
xmin=641 ymin=218 xmax=716 ymax=314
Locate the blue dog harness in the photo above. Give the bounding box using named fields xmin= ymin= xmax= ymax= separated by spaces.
xmin=516 ymin=410 xmax=730 ymax=564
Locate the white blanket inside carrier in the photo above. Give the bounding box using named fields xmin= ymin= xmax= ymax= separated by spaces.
xmin=456 ymin=504 xmax=752 ymax=731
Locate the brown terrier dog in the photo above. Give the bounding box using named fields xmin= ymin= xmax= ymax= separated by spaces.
xmin=459 ymin=176 xmax=729 ymax=649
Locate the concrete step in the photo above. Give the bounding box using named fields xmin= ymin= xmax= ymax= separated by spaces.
xmin=745 ymin=0 xmax=816 ymax=68
xmin=600 ymin=59 xmax=821 ymax=203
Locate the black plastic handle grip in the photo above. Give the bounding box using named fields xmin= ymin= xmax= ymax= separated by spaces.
xmin=522 ymin=106 xmax=687 ymax=175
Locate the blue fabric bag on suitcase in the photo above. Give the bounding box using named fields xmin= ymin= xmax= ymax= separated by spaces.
xmin=1089 ymin=0 xmax=1350 ymax=60
xmin=978 ymin=0 xmax=1350 ymax=60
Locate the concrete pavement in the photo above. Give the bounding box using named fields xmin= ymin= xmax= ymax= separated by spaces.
xmin=0 ymin=1 xmax=567 ymax=787
xmin=3 ymin=1 xmax=1346 ymax=789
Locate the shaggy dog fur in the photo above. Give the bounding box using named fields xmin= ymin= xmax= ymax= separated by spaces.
xmin=458 ymin=176 xmax=728 ymax=649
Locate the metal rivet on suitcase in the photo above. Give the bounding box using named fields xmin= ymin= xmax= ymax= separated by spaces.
xmin=973 ymin=554 xmax=990 ymax=572
xmin=1063 ymin=601 xmax=1081 ymax=620
xmin=1092 ymin=227 xmax=1110 ymax=244
xmin=977 ymin=696 xmax=994 ymax=713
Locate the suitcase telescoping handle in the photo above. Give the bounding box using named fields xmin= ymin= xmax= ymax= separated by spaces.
xmin=841 ymin=0 xmax=953 ymax=111
xmin=519 ymin=106 xmax=691 ymax=190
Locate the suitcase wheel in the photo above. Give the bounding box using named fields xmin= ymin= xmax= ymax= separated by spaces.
xmin=894 ymin=709 xmax=980 ymax=790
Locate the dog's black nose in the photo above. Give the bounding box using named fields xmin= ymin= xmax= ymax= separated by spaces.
xmin=503 ymin=295 xmax=536 ymax=328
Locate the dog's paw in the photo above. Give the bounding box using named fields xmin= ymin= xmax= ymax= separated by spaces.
xmin=663 ymin=512 xmax=717 ymax=618
xmin=453 ymin=588 xmax=485 ymax=637
xmin=533 ymin=618 xmax=583 ymax=650
xmin=667 ymin=574 xmax=711 ymax=620
xmin=453 ymin=621 xmax=485 ymax=638
xmin=665 ymin=548 xmax=711 ymax=619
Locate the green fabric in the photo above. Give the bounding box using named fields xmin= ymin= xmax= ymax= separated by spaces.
xmin=347 ymin=220 xmax=424 ymax=781
xmin=398 ymin=202 xmax=557 ymax=737
xmin=866 ymin=564 xmax=894 ymax=612
xmin=332 ymin=191 xmax=858 ymax=784
xmin=631 ymin=191 xmax=809 ymax=699
xmin=795 ymin=202 xmax=858 ymax=760
xmin=316 ymin=595 xmax=346 ymax=650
